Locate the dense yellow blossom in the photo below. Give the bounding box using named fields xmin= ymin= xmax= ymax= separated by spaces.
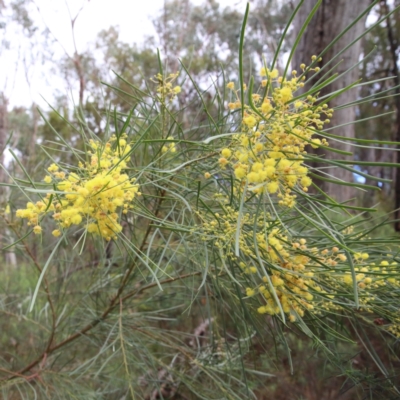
xmin=197 ymin=205 xmax=333 ymax=320
xmin=16 ymin=136 xmax=140 ymax=241
xmin=222 ymin=62 xmax=331 ymax=207
xmin=197 ymin=198 xmax=400 ymax=323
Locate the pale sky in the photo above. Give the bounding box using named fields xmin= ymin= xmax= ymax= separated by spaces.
xmin=1 ymin=0 xmax=384 ymax=109
xmin=1 ymin=0 xmax=247 ymax=108
xmin=37 ymin=0 xmax=246 ymax=52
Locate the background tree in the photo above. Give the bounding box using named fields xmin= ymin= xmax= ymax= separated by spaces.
xmin=56 ymin=0 xmax=292 ymax=135
xmin=293 ymin=0 xmax=370 ymax=203
xmin=382 ymin=0 xmax=400 ymax=230
xmin=356 ymin=1 xmax=398 ymax=210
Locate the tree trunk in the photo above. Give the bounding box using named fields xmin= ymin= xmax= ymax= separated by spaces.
xmin=293 ymin=0 xmax=370 ymax=203
xmin=381 ymin=0 xmax=400 ymax=231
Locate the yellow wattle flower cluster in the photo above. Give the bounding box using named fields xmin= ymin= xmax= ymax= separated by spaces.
xmin=223 ymin=64 xmax=332 ymax=207
xmin=152 ymin=72 xmax=181 ymax=102
xmin=197 ymin=205 xmax=332 ymax=321
xmin=341 ymin=258 xmax=400 ymax=289
xmin=198 ymin=203 xmax=400 ymax=324
xmin=162 ymin=137 xmax=177 ymax=153
xmin=197 ymin=61 xmax=400 ymax=328
xmin=16 ymin=137 xmax=140 ymax=241
xmin=315 ymin=248 xmax=400 ymax=295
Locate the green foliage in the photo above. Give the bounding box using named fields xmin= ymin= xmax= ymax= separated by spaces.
xmin=1 ymin=1 xmax=400 ymax=399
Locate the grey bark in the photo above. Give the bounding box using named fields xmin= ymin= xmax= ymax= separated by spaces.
xmin=381 ymin=0 xmax=400 ymax=230
xmin=293 ymin=0 xmax=370 ymax=203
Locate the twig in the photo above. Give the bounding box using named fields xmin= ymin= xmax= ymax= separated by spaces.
xmin=2 ymin=269 xmax=200 ymax=380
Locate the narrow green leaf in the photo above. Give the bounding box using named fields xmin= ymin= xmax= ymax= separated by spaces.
xmin=308 ymin=172 xmax=380 ymax=191
xmin=239 ymin=3 xmax=250 ymax=119
xmin=29 ymin=239 xmax=62 ymax=312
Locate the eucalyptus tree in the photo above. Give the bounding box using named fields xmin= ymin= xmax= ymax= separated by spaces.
xmin=293 ymin=0 xmax=371 ymax=203
xmin=59 ymin=0 xmax=292 ymax=134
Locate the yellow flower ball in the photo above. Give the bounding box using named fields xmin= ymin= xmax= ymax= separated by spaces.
xmin=267 ymin=181 xmax=279 ymax=194
xmin=221 ymin=148 xmax=232 ymax=158
xmin=52 ymin=229 xmax=61 ymax=237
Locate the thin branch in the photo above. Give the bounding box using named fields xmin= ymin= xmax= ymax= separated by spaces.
xmin=2 ymin=270 xmax=200 ymax=380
